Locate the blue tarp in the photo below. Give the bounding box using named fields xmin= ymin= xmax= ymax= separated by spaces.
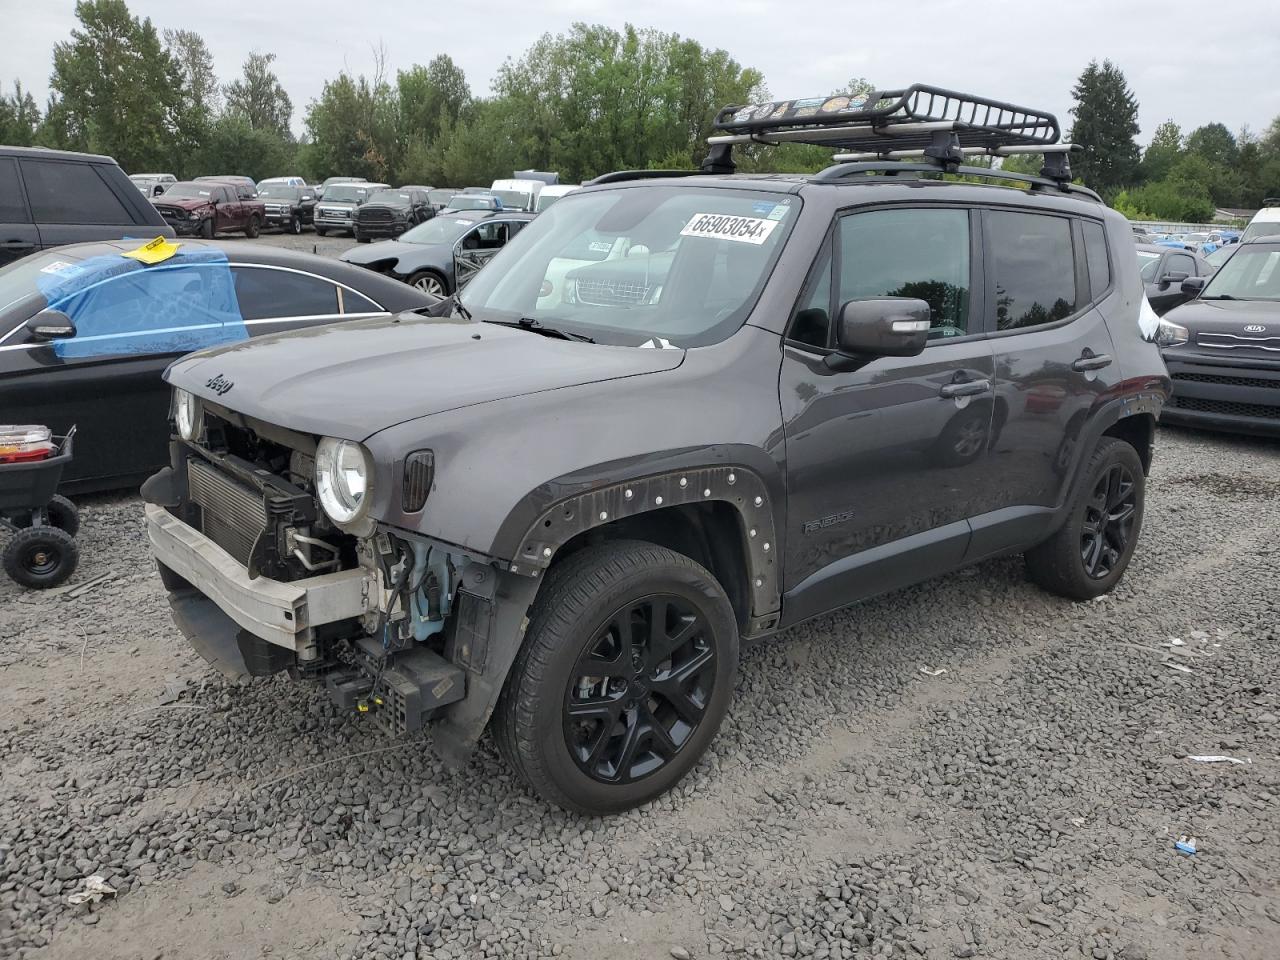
xmin=36 ymin=247 xmax=247 ymax=360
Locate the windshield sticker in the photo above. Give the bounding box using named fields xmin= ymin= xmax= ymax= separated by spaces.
xmin=752 ymin=201 xmax=775 ymax=215
xmin=681 ymin=213 xmax=779 ymax=245
xmin=588 ymin=240 xmax=612 ymax=253
xmin=39 ymin=260 xmax=77 ymax=275
xmin=766 ymin=203 xmax=790 ymax=221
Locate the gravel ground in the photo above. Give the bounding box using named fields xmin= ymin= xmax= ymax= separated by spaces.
xmin=2 ymin=414 xmax=1278 ymax=959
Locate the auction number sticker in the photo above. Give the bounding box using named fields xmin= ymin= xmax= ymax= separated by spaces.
xmin=681 ymin=213 xmax=779 ymax=245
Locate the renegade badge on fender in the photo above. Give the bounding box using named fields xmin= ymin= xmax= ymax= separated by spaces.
xmin=144 ymin=84 xmax=1171 ymax=815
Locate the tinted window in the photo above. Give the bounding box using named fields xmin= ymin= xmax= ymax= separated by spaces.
xmin=1167 ymin=253 xmax=1195 ymax=277
xmin=232 ymin=267 xmax=339 ymax=320
xmin=988 ymin=211 xmax=1078 ymax=331
xmin=838 ymin=208 xmax=971 ymax=339
xmin=20 ymin=159 xmax=132 ymax=225
xmin=343 ymin=289 xmax=381 ymax=313
xmin=0 ymin=158 xmax=29 ymax=221
xmin=1082 ymin=221 xmax=1110 ymax=300
xmin=1138 ymin=251 xmax=1161 ymax=283
xmin=788 ymin=239 xmax=833 ymax=349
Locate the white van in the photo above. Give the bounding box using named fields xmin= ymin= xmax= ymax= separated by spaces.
xmin=535 ymin=184 xmax=580 ymax=213
xmin=490 ymin=178 xmax=545 ymax=212
xmin=1241 ymin=200 xmax=1280 ymax=242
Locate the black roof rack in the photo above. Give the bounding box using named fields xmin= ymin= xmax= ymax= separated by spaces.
xmin=701 ymin=83 xmax=1081 ymax=188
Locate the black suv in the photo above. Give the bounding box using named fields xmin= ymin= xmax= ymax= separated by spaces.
xmin=0 ymin=145 xmax=173 ymax=266
xmin=143 ymin=86 xmax=1171 ymax=815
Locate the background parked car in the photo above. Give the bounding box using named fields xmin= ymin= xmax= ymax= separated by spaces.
xmin=314 ymin=182 xmax=387 ymax=236
xmin=129 ymin=172 xmax=176 ymax=198
xmin=1136 ymin=243 xmax=1214 ymax=314
xmin=445 ymin=193 xmax=505 ymax=212
xmin=535 ymin=184 xmax=579 ymax=212
xmin=1203 ymin=245 xmax=1237 ymax=271
xmin=194 ymin=175 xmax=257 ymax=198
xmin=1159 ymin=236 xmax=1280 ymax=436
xmin=315 ymin=175 xmax=366 ymax=199
xmin=1241 ymin=200 xmax=1280 ymax=242
xmin=340 ymin=209 xmax=533 ymax=296
xmin=153 ymin=181 xmax=265 ymax=238
xmin=0 ymin=239 xmax=434 ymax=492
xmin=258 ymin=176 xmax=308 ymax=189
xmin=426 ymin=188 xmax=457 ymax=212
xmin=352 ymin=187 xmax=435 ymax=242
xmin=256 ymin=183 xmax=316 ymax=234
xmin=0 ymin=146 xmax=173 ymax=267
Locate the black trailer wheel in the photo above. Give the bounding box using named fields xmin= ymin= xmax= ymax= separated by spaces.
xmin=45 ymin=495 xmax=80 ymax=537
xmin=1025 ymin=437 xmax=1145 ymax=600
xmin=494 ymin=540 xmax=738 ymax=815
xmin=3 ymin=526 xmax=79 ymax=589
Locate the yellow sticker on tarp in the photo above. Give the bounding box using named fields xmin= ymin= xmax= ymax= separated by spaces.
xmin=121 ymin=236 xmax=182 ymax=265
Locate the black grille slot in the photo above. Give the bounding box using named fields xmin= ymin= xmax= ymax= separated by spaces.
xmin=359 ymin=208 xmax=394 ymax=222
xmin=1172 ymin=371 xmax=1279 ymax=390
xmin=188 ymin=458 xmax=268 ymax=566
xmin=1170 ymin=395 xmax=1280 ymax=419
xmin=402 ymin=450 xmax=434 ymax=513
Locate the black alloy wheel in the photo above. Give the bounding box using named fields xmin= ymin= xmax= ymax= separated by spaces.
xmin=564 ymin=594 xmax=716 ymax=784
xmin=1080 ymin=462 xmax=1137 ymax=580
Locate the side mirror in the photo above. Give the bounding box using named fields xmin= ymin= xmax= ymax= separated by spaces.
xmin=829 ymin=298 xmax=931 ymax=367
xmin=26 ymin=309 xmax=76 ymax=341
xmin=1159 ymin=271 xmax=1189 ymax=286
xmin=1180 ymin=276 xmax=1207 ymax=297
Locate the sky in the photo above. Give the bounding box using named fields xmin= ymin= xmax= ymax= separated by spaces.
xmin=4 ymin=0 xmax=1278 ymax=146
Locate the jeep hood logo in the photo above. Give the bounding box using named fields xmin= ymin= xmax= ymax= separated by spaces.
xmin=1243 ymin=324 xmax=1267 ymax=334
xmin=206 ymin=374 xmax=234 ymax=396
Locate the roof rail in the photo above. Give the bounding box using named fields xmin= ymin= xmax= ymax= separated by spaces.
xmin=701 ymin=83 xmax=1081 ymax=189
xmin=584 ymin=169 xmax=703 ymax=186
xmin=812 ymin=161 xmax=1102 ymax=202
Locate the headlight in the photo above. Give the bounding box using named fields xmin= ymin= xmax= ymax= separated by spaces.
xmin=1155 ymin=318 xmax=1190 ymax=347
xmin=174 ymin=389 xmax=201 ymax=441
xmin=315 ymin=437 xmax=373 ymax=525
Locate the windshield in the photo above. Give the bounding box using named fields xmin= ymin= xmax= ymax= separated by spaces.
xmin=369 ymin=190 xmax=411 ymax=205
xmin=400 ymin=216 xmax=476 ymax=245
xmin=1137 ymin=251 xmax=1162 ymax=283
xmin=1242 ymin=219 xmax=1280 ymax=243
xmin=1204 ymin=246 xmax=1235 ymax=268
xmin=257 ymin=185 xmax=302 ymax=200
xmin=491 ymin=189 xmax=531 ymax=210
xmin=536 ymin=192 xmax=570 ymax=212
xmin=448 ymin=195 xmax=498 ymax=211
xmin=1201 ymin=245 xmax=1280 ymax=300
xmin=428 ymin=189 xmax=456 ymax=206
xmin=324 ymin=184 xmax=372 ymax=203
xmin=163 ymin=183 xmax=214 ymax=199
xmin=461 ymin=187 xmax=798 ymax=347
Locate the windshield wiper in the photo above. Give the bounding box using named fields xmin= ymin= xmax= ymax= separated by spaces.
xmin=1200 ymin=294 xmax=1238 ymax=300
xmin=486 ymin=317 xmax=595 ymax=343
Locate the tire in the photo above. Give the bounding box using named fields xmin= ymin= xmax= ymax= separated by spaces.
xmin=357 ymin=233 xmax=371 ymax=243
xmin=289 ymin=215 xmax=302 ymax=235
xmin=45 ymin=495 xmax=80 ymax=537
xmin=315 ymin=227 xmax=328 ymax=237
xmin=200 ymin=218 xmax=214 ymax=239
xmin=1025 ymin=437 xmax=1145 ymax=600
xmin=493 ymin=540 xmax=739 ymax=815
xmin=406 ymin=270 xmax=447 ymax=297
xmin=3 ymin=526 xmax=79 ymax=589
xmin=244 ymin=215 xmax=261 ymax=239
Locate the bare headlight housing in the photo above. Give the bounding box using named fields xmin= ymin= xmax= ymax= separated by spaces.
xmin=315 ymin=437 xmax=373 ymax=526
xmin=174 ymin=388 xmax=201 ymax=441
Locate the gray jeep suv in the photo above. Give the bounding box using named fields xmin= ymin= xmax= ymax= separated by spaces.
xmin=143 ymin=86 xmax=1173 ymax=815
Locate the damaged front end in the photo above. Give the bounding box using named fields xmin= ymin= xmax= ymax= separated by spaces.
xmin=142 ymin=402 xmax=537 ymax=758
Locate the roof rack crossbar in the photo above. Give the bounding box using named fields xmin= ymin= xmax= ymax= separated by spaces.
xmin=811 ymin=160 xmax=1101 ymax=202
xmin=831 ymin=144 xmax=1078 ymax=162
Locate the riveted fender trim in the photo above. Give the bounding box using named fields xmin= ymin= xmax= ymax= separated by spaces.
xmin=508 ymin=465 xmax=780 ymax=621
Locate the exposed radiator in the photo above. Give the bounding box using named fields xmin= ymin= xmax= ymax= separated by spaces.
xmin=187 ymin=458 xmax=267 ymax=566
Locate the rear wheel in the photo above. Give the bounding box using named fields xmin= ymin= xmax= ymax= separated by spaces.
xmin=407 ymin=270 xmax=446 ymax=297
xmin=1025 ymin=437 xmax=1145 ymax=600
xmin=3 ymin=526 xmax=79 ymax=589
xmin=244 ymin=215 xmax=261 ymax=239
xmin=494 ymin=540 xmax=738 ymax=815
xmin=45 ymin=495 xmax=80 ymax=537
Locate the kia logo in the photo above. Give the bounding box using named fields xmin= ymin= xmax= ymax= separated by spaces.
xmin=1243 ymin=324 xmax=1267 ymax=334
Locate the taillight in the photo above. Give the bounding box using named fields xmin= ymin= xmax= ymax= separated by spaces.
xmin=402 ymin=450 xmax=434 ymax=512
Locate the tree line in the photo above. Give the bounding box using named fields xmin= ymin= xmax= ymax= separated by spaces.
xmin=1 ymin=1 xmax=1277 ymax=219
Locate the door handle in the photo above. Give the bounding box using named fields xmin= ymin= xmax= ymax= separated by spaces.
xmin=1 ymin=240 xmax=34 ymax=248
xmin=1072 ymin=353 xmax=1113 ymax=372
xmin=939 ymin=378 xmax=991 ymax=399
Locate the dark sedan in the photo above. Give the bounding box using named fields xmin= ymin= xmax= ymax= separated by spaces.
xmin=1159 ymin=237 xmax=1280 ymax=437
xmin=1137 ymin=243 xmax=1214 ymax=315
xmin=339 ymin=209 xmax=533 ymax=296
xmin=0 ymin=240 xmax=433 ymax=493
xmin=352 ymin=188 xmax=435 ymax=242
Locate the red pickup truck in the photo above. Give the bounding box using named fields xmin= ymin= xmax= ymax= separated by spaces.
xmin=152 ymin=180 xmax=265 ymax=238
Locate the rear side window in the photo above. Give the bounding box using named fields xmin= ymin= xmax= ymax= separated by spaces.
xmin=988 ymin=211 xmax=1078 ymax=330
xmin=342 ymin=289 xmax=381 ymax=313
xmin=0 ymin=158 xmax=29 ymax=221
xmin=19 ymin=159 xmax=132 ymax=225
xmin=1081 ymin=221 xmax=1111 ymax=300
xmin=232 ymin=267 xmax=339 ymax=320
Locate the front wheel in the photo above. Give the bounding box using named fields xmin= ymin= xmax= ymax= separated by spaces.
xmin=1025 ymin=437 xmax=1145 ymax=600
xmin=494 ymin=541 xmax=739 ymax=815
xmin=406 ymin=270 xmax=447 ymax=297
xmin=200 ymin=218 xmax=214 ymax=239
xmin=244 ymin=215 xmax=261 ymax=239
xmin=315 ymin=227 xmax=327 ymax=237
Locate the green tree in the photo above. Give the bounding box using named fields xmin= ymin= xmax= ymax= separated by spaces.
xmin=302 ymin=70 xmax=399 ymax=182
xmin=397 ymin=55 xmax=470 ymax=145
xmin=0 ymin=81 xmax=41 ymax=146
xmin=1184 ymin=122 xmax=1238 ymax=168
xmin=191 ymin=113 xmax=296 ymax=182
xmin=164 ymin=29 xmax=219 ymax=172
xmin=1067 ymin=59 xmax=1141 ymax=196
xmin=48 ymin=0 xmax=180 ymax=170
xmin=1140 ymin=120 xmax=1182 ymax=182
xmin=224 ymin=52 xmax=292 ymax=137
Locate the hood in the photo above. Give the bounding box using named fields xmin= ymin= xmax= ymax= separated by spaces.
xmin=165 ymin=314 xmax=686 ymax=440
xmin=357 ymin=200 xmax=411 ymax=214
xmin=340 ymin=240 xmax=448 ymax=270
xmin=1164 ymin=298 xmax=1280 ymax=360
xmin=155 ymin=197 xmax=210 ymax=211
